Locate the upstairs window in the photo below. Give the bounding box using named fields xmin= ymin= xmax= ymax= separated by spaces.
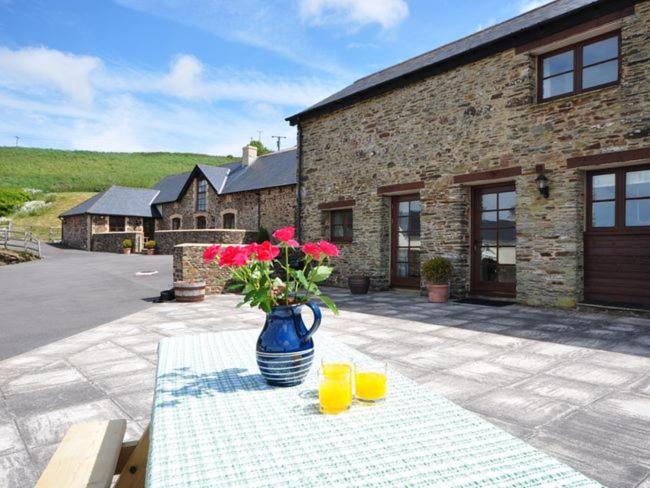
xmin=330 ymin=209 xmax=353 ymax=243
xmin=539 ymin=32 xmax=620 ymax=101
xmin=196 ymin=216 xmax=207 ymax=229
xmin=222 ymin=213 xmax=236 ymax=229
xmin=171 ymin=217 xmax=181 ymax=230
xmin=109 ymin=216 xmax=125 ymax=232
xmin=196 ymin=178 xmax=208 ymax=212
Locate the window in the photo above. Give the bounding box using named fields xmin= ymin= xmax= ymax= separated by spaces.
xmin=330 ymin=209 xmax=353 ymax=242
xmin=588 ymin=166 xmax=650 ymax=230
xmin=539 ymin=32 xmax=620 ymax=101
xmin=109 ymin=216 xmax=125 ymax=232
xmin=222 ymin=213 xmax=236 ymax=229
xmin=196 ymin=216 xmax=207 ymax=229
xmin=196 ymin=178 xmax=207 ymax=212
xmin=171 ymin=217 xmax=181 ymax=230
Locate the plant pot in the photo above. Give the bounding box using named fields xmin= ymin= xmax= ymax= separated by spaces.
xmin=256 ymin=302 xmax=321 ymax=387
xmin=122 ymin=248 xmax=131 ymax=255
xmin=146 ymin=249 xmax=155 ymax=255
xmin=348 ymin=276 xmax=370 ymax=295
xmin=426 ymin=283 xmax=449 ymax=303
xmin=174 ymin=281 xmax=206 ymax=302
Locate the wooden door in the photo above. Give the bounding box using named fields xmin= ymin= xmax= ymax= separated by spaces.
xmin=471 ymin=184 xmax=516 ymax=296
xmin=390 ymin=195 xmax=421 ymax=288
xmin=143 ymin=218 xmax=155 ymax=241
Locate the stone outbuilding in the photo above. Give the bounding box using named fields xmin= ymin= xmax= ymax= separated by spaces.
xmin=288 ymin=0 xmax=650 ymax=309
xmin=60 ymin=146 xmax=298 ymax=254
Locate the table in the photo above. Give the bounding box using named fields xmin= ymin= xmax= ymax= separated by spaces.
xmin=146 ymin=330 xmax=600 ymax=487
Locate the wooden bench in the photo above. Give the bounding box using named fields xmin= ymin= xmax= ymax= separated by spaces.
xmin=35 ymin=420 xmax=149 ymax=488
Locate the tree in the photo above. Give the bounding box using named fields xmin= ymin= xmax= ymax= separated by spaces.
xmin=249 ymin=139 xmax=271 ymax=155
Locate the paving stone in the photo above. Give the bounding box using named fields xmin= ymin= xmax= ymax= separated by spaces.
xmin=0 ymin=421 xmax=24 ymax=456
xmin=4 ymin=381 xmax=107 ymax=416
xmin=68 ymin=343 xmax=134 ymax=365
xmin=513 ymin=374 xmax=610 ymax=406
xmin=3 ymin=366 xmax=86 ymax=396
xmin=113 ymin=390 xmax=154 ymax=420
xmin=0 ymin=450 xmax=38 ymax=488
xmin=420 ymin=371 xmax=496 ymax=402
xmin=17 ymin=399 xmax=129 ymax=448
xmin=581 ymin=350 xmax=650 ymax=372
xmin=490 ymin=352 xmax=561 ymax=373
xmin=466 ymin=388 xmax=576 ymax=429
xmin=400 ymin=344 xmax=472 ymax=370
xmin=547 ymin=362 xmax=640 ymax=387
xmin=629 ymin=374 xmax=650 ymax=396
xmin=518 ymin=341 xmax=596 ymax=359
xmin=75 ymin=357 xmax=154 ymax=380
xmin=445 ymin=360 xmax=532 ymax=386
xmin=93 ymin=369 xmax=156 ymax=396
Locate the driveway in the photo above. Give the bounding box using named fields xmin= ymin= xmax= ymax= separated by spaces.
xmin=0 ymin=289 xmax=648 ymax=487
xmin=0 ymin=244 xmax=172 ymax=360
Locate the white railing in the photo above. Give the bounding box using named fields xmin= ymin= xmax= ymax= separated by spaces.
xmin=1 ymin=228 xmax=42 ymax=258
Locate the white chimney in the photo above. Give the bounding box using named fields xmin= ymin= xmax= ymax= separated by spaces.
xmin=242 ymin=145 xmax=258 ymax=166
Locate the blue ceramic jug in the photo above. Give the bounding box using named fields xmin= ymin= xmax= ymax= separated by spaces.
xmin=256 ymin=301 xmax=321 ymax=387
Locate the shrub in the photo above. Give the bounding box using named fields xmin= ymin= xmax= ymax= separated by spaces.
xmin=0 ymin=188 xmax=31 ymax=217
xmin=122 ymin=239 xmax=133 ymax=249
xmin=422 ymin=257 xmax=453 ymax=284
xmin=255 ymin=226 xmax=271 ymax=243
xmin=145 ymin=240 xmax=156 ymax=249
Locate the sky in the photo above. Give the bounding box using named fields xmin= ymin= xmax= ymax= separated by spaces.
xmin=0 ymin=0 xmax=552 ymax=155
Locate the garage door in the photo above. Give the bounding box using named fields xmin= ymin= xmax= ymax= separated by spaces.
xmin=584 ymin=165 xmax=650 ymax=307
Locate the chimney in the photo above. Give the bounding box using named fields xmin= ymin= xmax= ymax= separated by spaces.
xmin=242 ymin=145 xmax=258 ymax=166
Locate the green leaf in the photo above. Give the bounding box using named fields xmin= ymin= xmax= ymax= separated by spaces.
xmin=309 ymin=265 xmax=333 ymax=283
xmin=319 ymin=295 xmax=339 ymax=315
xmin=295 ymin=270 xmax=310 ymax=289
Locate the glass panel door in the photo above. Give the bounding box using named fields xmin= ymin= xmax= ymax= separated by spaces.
xmin=472 ymin=184 xmax=516 ymax=295
xmin=391 ymin=195 xmax=421 ymax=287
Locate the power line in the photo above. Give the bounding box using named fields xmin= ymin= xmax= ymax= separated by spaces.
xmin=14 ymin=136 xmax=20 ymax=147
xmin=271 ymin=135 xmax=286 ymax=151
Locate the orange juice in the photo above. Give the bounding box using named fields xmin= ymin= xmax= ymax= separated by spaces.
xmin=319 ymin=377 xmax=352 ymax=414
xmin=322 ymin=362 xmax=352 ymax=378
xmin=355 ymin=371 xmax=387 ymax=402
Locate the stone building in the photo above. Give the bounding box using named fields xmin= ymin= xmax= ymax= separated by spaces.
xmin=60 ymin=146 xmax=298 ymax=253
xmin=288 ymin=0 xmax=650 ymax=308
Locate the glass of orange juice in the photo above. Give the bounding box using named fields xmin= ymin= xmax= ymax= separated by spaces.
xmin=354 ymin=361 xmax=388 ymax=403
xmin=318 ymin=367 xmax=352 ymax=415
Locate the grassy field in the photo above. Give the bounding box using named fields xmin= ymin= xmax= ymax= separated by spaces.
xmin=0 ymin=147 xmax=235 ymax=192
xmin=7 ymin=192 xmax=95 ymax=240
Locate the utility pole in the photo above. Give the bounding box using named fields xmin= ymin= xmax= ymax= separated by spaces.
xmin=257 ymin=130 xmax=262 ymax=142
xmin=271 ymin=135 xmax=286 ymax=151
xmin=14 ymin=136 xmax=20 ymax=147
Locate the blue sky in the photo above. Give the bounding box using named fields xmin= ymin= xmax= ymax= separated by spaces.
xmin=0 ymin=0 xmax=550 ymax=155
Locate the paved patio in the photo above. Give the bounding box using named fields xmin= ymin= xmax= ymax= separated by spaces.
xmin=0 ymin=289 xmax=648 ymax=487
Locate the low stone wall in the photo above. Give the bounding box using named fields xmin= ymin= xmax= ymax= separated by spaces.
xmin=61 ymin=215 xmax=89 ymax=250
xmin=156 ymin=229 xmax=255 ymax=255
xmin=91 ymin=231 xmax=143 ymax=253
xmin=173 ymin=243 xmax=240 ymax=295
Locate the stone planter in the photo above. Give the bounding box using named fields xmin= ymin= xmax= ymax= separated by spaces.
xmin=174 ymin=281 xmax=206 ymax=302
xmin=122 ymin=248 xmax=131 ymax=255
xmin=348 ymin=276 xmax=370 ymax=295
xmin=146 ymin=249 xmax=155 ymax=255
xmin=426 ymin=284 xmax=449 ymax=303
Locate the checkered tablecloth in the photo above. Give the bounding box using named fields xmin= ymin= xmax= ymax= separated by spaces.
xmin=146 ymin=330 xmax=600 ymax=487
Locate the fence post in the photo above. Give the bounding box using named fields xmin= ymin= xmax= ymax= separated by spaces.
xmin=37 ymin=239 xmax=42 ymax=258
xmin=24 ymin=232 xmax=29 ymax=253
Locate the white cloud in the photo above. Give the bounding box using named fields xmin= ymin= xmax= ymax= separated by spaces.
xmin=518 ymin=0 xmax=553 ymax=14
xmin=300 ymin=0 xmax=409 ymax=29
xmin=0 ymin=46 xmax=101 ymax=105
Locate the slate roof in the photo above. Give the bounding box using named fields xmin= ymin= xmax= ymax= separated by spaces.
xmin=222 ymin=148 xmax=297 ymax=194
xmin=287 ymin=0 xmax=605 ymax=123
xmin=60 ymin=186 xmax=161 ymax=218
xmin=151 ymin=172 xmax=191 ymax=204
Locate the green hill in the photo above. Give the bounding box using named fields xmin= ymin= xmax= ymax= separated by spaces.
xmin=0 ymin=147 xmax=236 ymax=192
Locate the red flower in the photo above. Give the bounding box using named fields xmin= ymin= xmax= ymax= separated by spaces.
xmin=286 ymin=239 xmax=299 ymax=247
xmin=317 ymin=240 xmax=339 ymax=257
xmin=252 ymin=241 xmax=281 ymax=262
xmin=302 ymin=242 xmax=324 ymax=260
xmin=203 ymin=245 xmax=221 ymax=263
xmin=219 ymin=246 xmax=248 ymax=267
xmin=273 ymin=226 xmax=295 ymax=242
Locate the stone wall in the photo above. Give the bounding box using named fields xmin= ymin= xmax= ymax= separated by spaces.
xmin=155 ymin=229 xmax=255 ymax=255
xmin=259 ymin=185 xmax=297 ymax=232
xmin=298 ymin=4 xmax=650 ymax=307
xmin=91 ymin=231 xmax=144 ymax=253
xmin=92 ymin=216 xmax=144 ymax=233
xmin=61 ymin=215 xmax=89 ymax=250
xmin=173 ymin=243 xmax=238 ymax=294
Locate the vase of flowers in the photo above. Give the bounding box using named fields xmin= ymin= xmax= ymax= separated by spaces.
xmin=203 ymin=226 xmax=339 ymax=387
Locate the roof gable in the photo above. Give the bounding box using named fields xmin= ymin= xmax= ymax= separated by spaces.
xmin=60 ymin=186 xmax=160 ymax=218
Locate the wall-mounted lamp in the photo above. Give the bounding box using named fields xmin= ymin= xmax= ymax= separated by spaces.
xmin=535 ymin=173 xmax=550 ymax=199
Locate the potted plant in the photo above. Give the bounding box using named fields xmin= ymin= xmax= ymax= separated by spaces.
xmin=348 ymin=275 xmax=370 ymax=294
xmin=203 ymin=226 xmax=339 ymax=387
xmin=122 ymin=239 xmax=132 ymax=254
xmin=422 ymin=257 xmax=453 ymax=303
xmin=144 ymin=240 xmax=156 ymax=255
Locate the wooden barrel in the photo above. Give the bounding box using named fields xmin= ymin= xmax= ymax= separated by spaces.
xmin=174 ymin=281 xmax=206 ymax=302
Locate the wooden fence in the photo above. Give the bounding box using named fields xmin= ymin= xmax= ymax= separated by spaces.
xmin=1 ymin=227 xmax=42 ymax=258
